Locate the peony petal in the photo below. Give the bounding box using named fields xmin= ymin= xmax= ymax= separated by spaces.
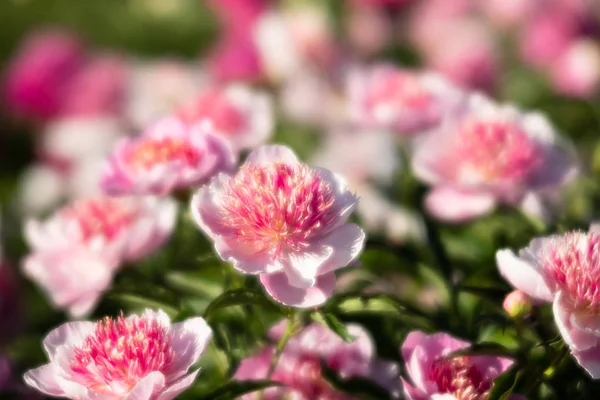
xmin=496 ymin=249 xmax=553 ymax=302
xmin=126 ymin=371 xmax=166 ymax=400
xmin=572 ymin=344 xmax=600 ymax=379
xmin=260 ymin=271 xmax=336 ymax=307
xmin=318 ymin=224 xmax=366 ymax=275
xmin=283 ymin=247 xmax=333 ymax=289
xmin=245 ymin=144 xmax=299 ymax=165
xmin=401 ymin=377 xmax=427 ymax=400
xmin=424 ymin=186 xmax=496 ymax=222
xmin=43 ymin=321 xmax=96 ymax=363
xmin=167 ymin=318 xmax=212 ymax=378
xmin=23 ymin=364 xmax=68 ymax=397
xmin=553 ymin=292 xmax=599 ymax=351
xmin=157 ymin=371 xmax=200 ymax=400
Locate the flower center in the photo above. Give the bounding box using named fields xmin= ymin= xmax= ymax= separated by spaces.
xmin=456 ymin=119 xmax=541 ymax=183
xmin=180 ymin=90 xmax=246 ymax=135
xmin=220 ymin=163 xmax=338 ymax=257
xmin=126 ymin=137 xmax=201 ymax=170
xmin=430 ymin=356 xmax=491 ymax=400
xmin=543 ymin=231 xmax=600 ymax=310
xmin=365 ymin=71 xmax=433 ymax=112
xmin=70 ymin=314 xmax=173 ymax=397
xmin=65 ymin=198 xmax=136 ymax=242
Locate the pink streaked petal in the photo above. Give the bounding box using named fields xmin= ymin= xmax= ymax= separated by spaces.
xmin=214 ymin=237 xmax=277 ymax=274
xmin=283 ymin=247 xmax=334 ymax=289
xmin=571 ymin=311 xmax=600 ymax=338
xmin=190 ymin=175 xmax=231 ymax=239
xmin=496 ymin=249 xmax=553 ymax=302
xmin=260 ymin=271 xmax=336 ymax=307
xmin=318 ymin=224 xmax=366 ymax=276
xmin=431 ymin=395 xmax=459 ymax=400
xmin=553 ymin=292 xmax=599 ymax=351
xmin=425 ymin=186 xmax=496 ymax=222
xmin=23 ymin=364 xmax=71 ymax=397
xmin=42 ymin=321 xmax=95 ymax=365
xmin=157 ymin=370 xmax=200 ymax=400
xmin=245 ymin=144 xmax=299 ymax=166
xmin=472 ymin=355 xmax=514 ymax=380
xmin=125 ymin=371 xmax=166 ymax=400
xmin=572 ymin=344 xmax=600 ymax=379
xmin=401 ymin=377 xmax=427 ymax=400
xmin=167 ymin=318 xmax=212 ymax=378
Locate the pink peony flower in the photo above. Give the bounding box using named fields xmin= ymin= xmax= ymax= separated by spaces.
xmin=23 ymin=196 xmax=176 ymax=317
xmin=3 ymin=29 xmax=85 ymax=120
xmin=102 ymin=117 xmax=236 ymax=196
xmin=60 ymin=53 xmax=129 ymax=117
xmin=24 ymin=309 xmax=211 ymax=400
xmin=520 ymin=10 xmax=577 ymax=68
xmin=191 ymin=145 xmax=365 ymax=307
xmin=178 ymin=85 xmax=273 ymax=150
xmin=496 ymin=226 xmax=600 ymax=377
xmin=412 ymin=94 xmax=578 ymax=222
xmin=550 ymin=39 xmax=600 ymax=98
xmin=207 ymin=33 xmax=265 ymax=83
xmin=346 ymin=64 xmax=465 ymax=135
xmin=401 ymin=331 xmax=523 ymax=400
xmin=235 ymin=321 xmax=400 ymax=399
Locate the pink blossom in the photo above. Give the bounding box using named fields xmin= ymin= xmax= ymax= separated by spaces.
xmin=102 ymin=117 xmax=236 ymax=196
xmin=520 ymin=10 xmax=577 ymax=68
xmin=347 ymin=64 xmax=465 ymax=135
xmin=124 ymin=60 xmax=206 ymax=129
xmin=401 ymin=331 xmax=523 ymax=400
xmin=24 ymin=309 xmax=211 ymax=400
xmin=178 ymin=85 xmax=273 ymax=150
xmin=60 ymin=53 xmax=129 ymax=117
xmin=496 ymin=226 xmax=600 ymax=377
xmin=23 ymin=196 xmax=176 ymax=317
xmin=235 ymin=321 xmax=400 ymax=399
xmin=3 ymin=29 xmax=85 ymax=120
xmin=550 ymin=39 xmax=600 ymax=98
xmin=207 ymin=33 xmax=264 ymax=83
xmin=479 ymin=0 xmax=535 ymax=27
xmin=191 ymin=145 xmax=365 ymax=307
xmin=345 ymin=2 xmax=393 ymax=56
xmin=412 ymin=94 xmax=578 ymax=222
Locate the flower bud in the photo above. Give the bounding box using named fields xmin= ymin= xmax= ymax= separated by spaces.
xmin=503 ymin=290 xmax=533 ymax=318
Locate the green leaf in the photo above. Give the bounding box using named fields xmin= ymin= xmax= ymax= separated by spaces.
xmin=488 ymin=368 xmax=523 ymax=400
xmin=203 ymin=289 xmax=280 ymax=320
xmin=107 ymin=293 xmax=179 ymax=317
xmin=196 ymin=380 xmax=282 ymax=400
xmin=165 ymin=271 xmax=223 ymax=298
xmin=311 ymin=311 xmax=356 ymax=343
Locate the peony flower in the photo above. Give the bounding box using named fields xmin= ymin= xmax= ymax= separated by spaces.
xmin=124 ymin=60 xmax=206 ymax=129
xmin=235 ymin=321 xmax=400 ymax=399
xmin=60 ymin=53 xmax=129 ymax=117
xmin=503 ymin=290 xmax=534 ymax=319
xmin=412 ymin=93 xmax=578 ymax=222
xmin=496 ymin=226 xmax=600 ymax=377
xmin=24 ymin=309 xmax=211 ymax=400
xmin=401 ymin=331 xmax=523 ymax=400
xmin=346 ymin=64 xmax=465 ymax=135
xmin=23 ymin=196 xmax=176 ymax=317
xmin=102 ymin=117 xmax=236 ymax=196
xmin=178 ymin=85 xmax=273 ymax=150
xmin=550 ymin=39 xmax=600 ymax=98
xmin=3 ymin=29 xmax=85 ymax=120
xmin=191 ymin=145 xmax=365 ymax=307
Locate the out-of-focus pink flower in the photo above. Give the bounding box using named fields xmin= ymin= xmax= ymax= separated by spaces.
xmin=496 ymin=226 xmax=600 ymax=378
xmin=520 ymin=10 xmax=577 ymax=68
xmin=191 ymin=145 xmax=365 ymax=307
xmin=401 ymin=331 xmax=522 ymax=400
xmin=345 ymin=2 xmax=393 ymax=56
xmin=22 ymin=196 xmax=176 ymax=317
xmin=3 ymin=29 xmax=85 ymax=120
xmin=102 ymin=118 xmax=235 ymax=196
xmin=24 ymin=309 xmax=211 ymax=399
xmin=347 ymin=64 xmax=465 ymax=135
xmin=479 ymin=0 xmax=535 ymax=27
xmin=412 ymin=94 xmax=578 ymax=222
xmin=254 ymin=6 xmax=336 ymax=82
xmin=550 ymin=39 xmax=600 ymax=98
xmin=235 ymin=321 xmax=400 ymax=399
xmin=351 ymin=0 xmax=410 ymax=7
xmin=41 ymin=117 xmax=125 ymax=169
xmin=124 ymin=60 xmax=206 ymax=129
xmin=60 ymin=53 xmax=129 ymax=117
xmin=178 ymin=85 xmax=273 ymax=150
xmin=207 ymin=33 xmax=264 ymax=83
xmin=208 ymin=0 xmax=266 ymax=34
